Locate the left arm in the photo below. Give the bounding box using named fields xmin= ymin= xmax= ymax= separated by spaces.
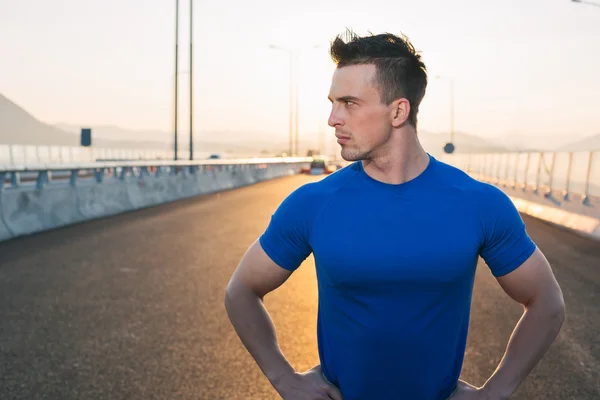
xmin=477 ymin=247 xmax=566 ymax=399
xmin=454 ymin=186 xmax=566 ymax=399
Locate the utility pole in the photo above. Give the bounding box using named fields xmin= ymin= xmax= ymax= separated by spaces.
xmin=189 ymin=0 xmax=194 ymax=160
xmin=294 ymin=52 xmax=299 ymax=156
xmin=173 ymin=0 xmax=179 ymax=160
xmin=571 ymin=0 xmax=600 ymax=8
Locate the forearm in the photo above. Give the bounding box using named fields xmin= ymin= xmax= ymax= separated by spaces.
xmin=482 ymin=296 xmax=565 ymax=399
xmin=224 ymin=284 xmax=295 ymax=387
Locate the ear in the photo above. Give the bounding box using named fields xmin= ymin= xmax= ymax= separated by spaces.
xmin=391 ymin=98 xmax=410 ymax=128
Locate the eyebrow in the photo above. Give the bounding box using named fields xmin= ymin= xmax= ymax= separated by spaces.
xmin=328 ymin=95 xmax=361 ymax=103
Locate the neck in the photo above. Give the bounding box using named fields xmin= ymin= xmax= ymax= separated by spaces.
xmin=361 ymin=126 xmax=430 ymax=185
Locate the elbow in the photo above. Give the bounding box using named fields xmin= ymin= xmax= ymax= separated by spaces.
xmin=528 ymin=286 xmax=566 ymax=328
xmin=551 ymin=299 xmax=566 ymax=338
xmin=554 ymin=292 xmax=566 ymax=327
xmin=224 ymin=277 xmax=238 ymax=314
xmin=552 ymin=283 xmax=566 ymax=324
xmin=224 ymin=279 xmax=238 ymax=312
xmin=224 ymin=278 xmax=258 ymax=313
xmin=542 ymin=287 xmax=566 ymax=328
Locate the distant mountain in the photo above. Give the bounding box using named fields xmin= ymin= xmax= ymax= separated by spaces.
xmin=485 ymin=132 xmax=596 ymax=152
xmin=0 ymin=93 xmax=78 ymax=145
xmin=558 ymin=133 xmax=600 ymax=152
xmin=55 ymin=123 xmax=274 ymax=154
xmin=0 ymin=94 xmax=279 ymax=155
xmin=419 ymin=130 xmax=508 ymax=156
xmin=55 ymin=123 xmax=171 ymax=144
xmin=0 ymin=93 xmax=174 ymax=149
xmin=0 ymin=91 xmax=509 ymax=157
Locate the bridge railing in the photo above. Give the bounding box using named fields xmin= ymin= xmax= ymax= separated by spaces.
xmin=0 ymin=144 xmax=183 ymax=165
xmin=0 ymin=157 xmax=313 ymax=242
xmin=443 ymin=151 xmax=599 ymax=204
xmin=0 ymin=157 xmax=313 ymax=190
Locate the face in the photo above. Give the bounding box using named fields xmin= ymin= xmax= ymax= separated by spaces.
xmin=327 ymin=64 xmax=409 ymax=161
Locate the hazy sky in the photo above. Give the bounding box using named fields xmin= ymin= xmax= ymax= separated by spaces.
xmin=1 ymin=0 xmax=599 ymax=144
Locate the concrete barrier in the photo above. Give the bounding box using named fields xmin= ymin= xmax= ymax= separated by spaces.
xmin=508 ymin=195 xmax=600 ymax=241
xmin=2 ymin=185 xmax=79 ymax=237
xmin=440 ymin=152 xmax=600 ymax=242
xmin=7 ymin=156 xmax=594 ymax=244
xmin=473 ymin=178 xmax=600 ymax=242
xmin=0 ymin=195 xmax=12 ymax=242
xmin=0 ymin=160 xmax=308 ymax=243
xmin=78 ymin=183 xmax=133 ymax=220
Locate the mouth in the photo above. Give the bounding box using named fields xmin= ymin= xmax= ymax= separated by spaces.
xmin=335 ymin=133 xmax=351 ymax=145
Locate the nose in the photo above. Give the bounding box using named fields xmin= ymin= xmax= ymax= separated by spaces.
xmin=328 ymin=105 xmax=344 ymax=128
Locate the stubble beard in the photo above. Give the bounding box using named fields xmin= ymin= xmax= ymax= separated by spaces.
xmin=341 ymin=145 xmax=371 ymax=162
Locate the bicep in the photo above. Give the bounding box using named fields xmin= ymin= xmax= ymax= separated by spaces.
xmin=496 ymin=247 xmax=562 ymax=307
xmin=227 ymin=239 xmax=293 ymax=299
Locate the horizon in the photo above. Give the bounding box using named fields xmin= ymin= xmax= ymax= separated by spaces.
xmin=1 ymin=90 xmax=597 ymax=154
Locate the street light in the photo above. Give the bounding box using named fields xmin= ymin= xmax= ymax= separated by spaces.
xmin=571 ymin=0 xmax=600 ymax=8
xmin=173 ymin=0 xmax=180 ymax=160
xmin=269 ymin=44 xmax=320 ymax=157
xmin=436 ymin=75 xmax=455 ymax=154
xmin=172 ymin=0 xmax=194 ymax=161
xmin=189 ymin=0 xmax=194 ymax=161
xmin=269 ymin=45 xmax=295 ymax=157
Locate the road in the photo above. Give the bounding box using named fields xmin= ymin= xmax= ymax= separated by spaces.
xmin=0 ymin=175 xmax=599 ymax=399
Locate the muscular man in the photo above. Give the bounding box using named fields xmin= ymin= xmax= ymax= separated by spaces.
xmin=225 ymin=30 xmax=565 ymax=400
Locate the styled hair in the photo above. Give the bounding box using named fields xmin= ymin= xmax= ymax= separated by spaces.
xmin=330 ymin=30 xmax=428 ymax=127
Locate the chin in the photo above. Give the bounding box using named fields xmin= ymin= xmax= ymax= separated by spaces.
xmin=341 ymin=147 xmax=368 ymax=162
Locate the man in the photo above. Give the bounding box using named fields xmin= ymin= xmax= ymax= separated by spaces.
xmin=225 ymin=30 xmax=565 ymax=400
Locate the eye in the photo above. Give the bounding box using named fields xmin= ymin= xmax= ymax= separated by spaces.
xmin=345 ymin=100 xmax=355 ymax=106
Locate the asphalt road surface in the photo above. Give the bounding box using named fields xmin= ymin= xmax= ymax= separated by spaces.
xmin=1 ymin=175 xmax=599 ymax=399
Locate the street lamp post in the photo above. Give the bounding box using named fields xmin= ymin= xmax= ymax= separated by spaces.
xmin=269 ymin=44 xmax=320 ymax=157
xmin=189 ymin=0 xmax=194 ymax=161
xmin=436 ymin=75 xmax=455 ymax=154
xmin=173 ymin=0 xmax=195 ymax=161
xmin=269 ymin=45 xmax=295 ymax=157
xmin=173 ymin=0 xmax=179 ymax=160
xmin=571 ymin=0 xmax=600 ymax=8
xmin=294 ymin=52 xmax=300 ymax=157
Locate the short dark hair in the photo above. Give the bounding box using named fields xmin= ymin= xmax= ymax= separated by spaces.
xmin=329 ymin=30 xmax=428 ymax=127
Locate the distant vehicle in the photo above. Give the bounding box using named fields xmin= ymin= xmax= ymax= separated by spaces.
xmin=301 ymin=155 xmax=337 ymax=175
xmin=208 ymin=153 xmax=222 ymax=159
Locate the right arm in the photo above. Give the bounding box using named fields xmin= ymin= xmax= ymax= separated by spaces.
xmin=224 ymin=239 xmax=342 ymax=399
xmin=224 ymin=239 xmax=296 ymax=386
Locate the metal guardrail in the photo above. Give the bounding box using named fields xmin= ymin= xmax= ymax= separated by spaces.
xmin=0 ymin=144 xmax=179 ymax=165
xmin=0 ymin=157 xmax=313 ymax=190
xmin=443 ymin=151 xmax=599 ymax=204
xmin=0 ymin=156 xmax=313 ymax=243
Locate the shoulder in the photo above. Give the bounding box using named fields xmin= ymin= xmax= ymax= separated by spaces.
xmin=433 ymin=158 xmax=509 ymax=203
xmin=273 ymin=162 xmax=358 ymax=218
xmin=432 ymin=159 xmax=536 ymax=275
xmin=286 ymin=162 xmax=358 ymax=202
xmin=432 ymin=157 xmax=523 ymax=235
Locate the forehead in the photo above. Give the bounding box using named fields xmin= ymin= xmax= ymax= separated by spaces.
xmin=329 ymin=64 xmax=379 ymax=99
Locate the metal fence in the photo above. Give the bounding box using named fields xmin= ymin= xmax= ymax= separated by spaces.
xmin=0 ymin=157 xmax=312 ymax=190
xmin=0 ymin=157 xmax=313 ymax=242
xmin=442 ymin=151 xmax=599 ymax=203
xmin=0 ymin=144 xmax=220 ymax=165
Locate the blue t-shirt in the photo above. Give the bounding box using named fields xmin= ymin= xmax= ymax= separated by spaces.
xmin=259 ymin=154 xmax=536 ymax=400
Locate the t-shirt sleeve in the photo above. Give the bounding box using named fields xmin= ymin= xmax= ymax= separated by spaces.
xmin=478 ymin=185 xmax=537 ymax=277
xmin=259 ymin=185 xmax=315 ymax=271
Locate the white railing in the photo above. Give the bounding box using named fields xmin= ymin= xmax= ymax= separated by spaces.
xmin=442 ymin=151 xmax=600 ymax=201
xmin=0 ymin=156 xmax=313 ymax=190
xmin=0 ymin=156 xmax=313 ymax=242
xmin=0 ymin=144 xmax=237 ymax=165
